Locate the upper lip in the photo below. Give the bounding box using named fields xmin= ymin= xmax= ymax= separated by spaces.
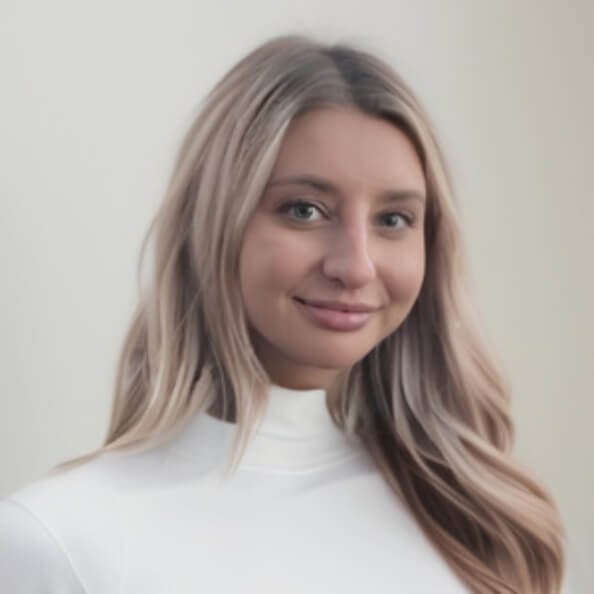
xmin=295 ymin=297 xmax=378 ymax=313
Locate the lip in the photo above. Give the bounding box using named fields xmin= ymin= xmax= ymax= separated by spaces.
xmin=293 ymin=297 xmax=375 ymax=331
xmin=295 ymin=298 xmax=377 ymax=313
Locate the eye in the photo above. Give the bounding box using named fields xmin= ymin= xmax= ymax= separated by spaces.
xmin=280 ymin=200 xmax=324 ymax=222
xmin=279 ymin=200 xmax=415 ymax=230
xmin=379 ymin=212 xmax=414 ymax=229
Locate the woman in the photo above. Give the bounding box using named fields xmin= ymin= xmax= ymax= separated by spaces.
xmin=0 ymin=34 xmax=570 ymax=593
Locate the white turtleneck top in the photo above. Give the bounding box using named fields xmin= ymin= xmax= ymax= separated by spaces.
xmin=0 ymin=384 xmax=563 ymax=593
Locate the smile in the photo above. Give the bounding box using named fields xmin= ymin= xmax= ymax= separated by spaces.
xmin=293 ymin=298 xmax=374 ymax=332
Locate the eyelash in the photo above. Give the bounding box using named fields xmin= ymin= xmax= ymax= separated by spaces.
xmin=279 ymin=200 xmax=414 ymax=229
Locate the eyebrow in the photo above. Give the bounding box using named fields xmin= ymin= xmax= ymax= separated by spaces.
xmin=267 ymin=174 xmax=426 ymax=204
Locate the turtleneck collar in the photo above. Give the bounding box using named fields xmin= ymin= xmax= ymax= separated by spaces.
xmin=166 ymin=383 xmax=365 ymax=474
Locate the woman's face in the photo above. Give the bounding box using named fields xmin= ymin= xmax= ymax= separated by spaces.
xmin=239 ymin=107 xmax=427 ymax=390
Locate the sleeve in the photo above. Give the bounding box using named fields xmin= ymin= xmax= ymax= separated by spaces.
xmin=0 ymin=499 xmax=86 ymax=593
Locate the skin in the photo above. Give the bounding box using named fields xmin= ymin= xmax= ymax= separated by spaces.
xmin=238 ymin=107 xmax=427 ymax=393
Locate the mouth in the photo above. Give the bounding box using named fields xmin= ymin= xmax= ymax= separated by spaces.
xmin=293 ymin=297 xmax=377 ymax=313
xmin=293 ymin=297 xmax=375 ymax=332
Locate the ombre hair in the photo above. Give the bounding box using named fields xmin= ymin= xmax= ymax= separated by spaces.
xmin=53 ymin=34 xmax=566 ymax=593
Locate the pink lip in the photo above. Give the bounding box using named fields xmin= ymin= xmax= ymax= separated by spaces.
xmin=293 ymin=298 xmax=374 ymax=331
xmin=295 ymin=298 xmax=377 ymax=313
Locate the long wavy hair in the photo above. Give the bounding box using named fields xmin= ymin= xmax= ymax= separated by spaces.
xmin=52 ymin=34 xmax=566 ymax=593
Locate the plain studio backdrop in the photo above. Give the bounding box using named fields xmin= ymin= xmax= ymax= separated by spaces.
xmin=1 ymin=1 xmax=592 ymax=591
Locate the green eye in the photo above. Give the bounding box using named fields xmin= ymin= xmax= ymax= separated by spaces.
xmin=279 ymin=200 xmax=414 ymax=229
xmin=281 ymin=201 xmax=323 ymax=221
xmin=381 ymin=212 xmax=413 ymax=228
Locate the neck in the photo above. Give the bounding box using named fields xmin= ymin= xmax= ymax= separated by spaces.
xmin=168 ymin=381 xmax=365 ymax=473
xmin=206 ymin=372 xmax=347 ymax=423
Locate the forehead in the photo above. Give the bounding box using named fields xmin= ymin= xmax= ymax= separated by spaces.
xmin=270 ymin=107 xmax=425 ymax=194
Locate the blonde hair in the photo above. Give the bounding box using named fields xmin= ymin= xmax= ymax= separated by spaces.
xmin=53 ymin=34 xmax=566 ymax=593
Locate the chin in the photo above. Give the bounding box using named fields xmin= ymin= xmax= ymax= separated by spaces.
xmin=290 ymin=348 xmax=371 ymax=370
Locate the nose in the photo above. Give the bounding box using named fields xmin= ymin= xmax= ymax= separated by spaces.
xmin=321 ymin=221 xmax=376 ymax=288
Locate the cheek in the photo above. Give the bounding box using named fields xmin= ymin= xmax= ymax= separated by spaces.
xmin=382 ymin=243 xmax=426 ymax=302
xmin=239 ymin=223 xmax=312 ymax=307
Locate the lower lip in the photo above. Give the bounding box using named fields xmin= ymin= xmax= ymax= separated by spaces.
xmin=294 ymin=298 xmax=373 ymax=331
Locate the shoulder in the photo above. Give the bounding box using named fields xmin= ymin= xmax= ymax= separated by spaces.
xmin=0 ymin=445 xmax=175 ymax=593
xmin=0 ymin=498 xmax=86 ymax=593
